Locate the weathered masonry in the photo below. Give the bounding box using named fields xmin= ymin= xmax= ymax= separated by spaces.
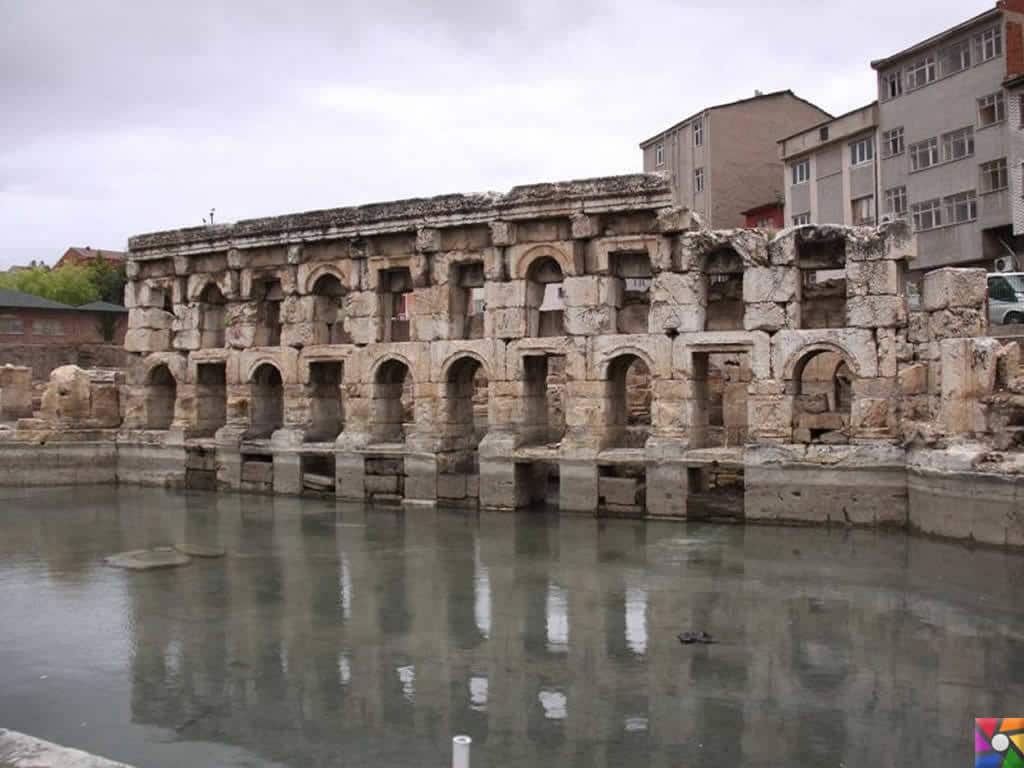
xmin=12 ymin=173 xmax=1016 ymax=545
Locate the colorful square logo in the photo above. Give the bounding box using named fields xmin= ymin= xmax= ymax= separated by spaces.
xmin=976 ymin=718 xmax=1024 ymax=767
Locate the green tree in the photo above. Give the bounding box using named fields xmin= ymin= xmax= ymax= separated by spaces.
xmin=0 ymin=265 xmax=99 ymax=306
xmin=85 ymin=254 xmax=126 ymax=305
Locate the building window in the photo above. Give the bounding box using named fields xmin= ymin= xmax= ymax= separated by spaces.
xmin=978 ymin=92 xmax=1006 ymax=127
xmin=849 ymin=137 xmax=874 ymax=166
xmin=882 ymin=127 xmax=904 ymax=157
xmin=910 ymin=138 xmax=939 ymax=171
xmin=793 ymin=213 xmax=811 ymax=226
xmin=34 ymin=319 xmax=65 ymax=336
xmin=0 ymin=315 xmax=24 ymax=334
xmin=905 ymin=55 xmax=936 ymax=90
xmin=939 ymin=39 xmax=972 ymax=76
xmin=941 ymin=126 xmax=975 ymax=162
xmin=884 ymin=186 xmax=907 ymax=218
xmin=851 ymin=195 xmax=875 ymax=225
xmin=943 ymin=190 xmax=977 ymax=224
xmin=911 ymin=199 xmax=942 ymax=231
xmin=694 ymin=167 xmax=705 ymax=193
xmin=792 ymin=158 xmax=810 ymax=185
xmin=819 ymin=126 xmax=829 ymax=141
xmin=974 ymin=26 xmax=1003 ymax=63
xmin=883 ymin=70 xmax=903 ymax=100
xmin=694 ymin=119 xmax=703 ymax=146
xmin=655 ymin=143 xmax=664 ymax=167
xmin=981 ymin=158 xmax=1008 ymax=193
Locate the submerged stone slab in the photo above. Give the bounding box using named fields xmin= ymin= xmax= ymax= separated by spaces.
xmin=175 ymin=543 xmax=226 ymax=558
xmin=104 ymin=547 xmax=191 ymax=570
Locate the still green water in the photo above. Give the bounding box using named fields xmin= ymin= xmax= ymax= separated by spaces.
xmin=0 ymin=486 xmax=1021 ymax=767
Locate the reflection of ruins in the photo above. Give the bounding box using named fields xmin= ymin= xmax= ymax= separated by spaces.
xmin=108 ymin=172 xmax=1022 ymax=542
xmin=105 ymin=491 xmax=1024 ymax=768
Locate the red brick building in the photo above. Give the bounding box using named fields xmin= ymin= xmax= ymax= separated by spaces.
xmin=0 ymin=288 xmax=127 ymax=345
xmin=741 ymin=202 xmax=785 ymax=229
xmin=54 ymin=246 xmax=126 ymax=270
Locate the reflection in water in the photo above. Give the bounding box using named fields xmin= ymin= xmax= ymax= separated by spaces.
xmin=339 ymin=553 xmax=352 ymax=621
xmin=545 ymin=583 xmax=569 ymax=653
xmin=625 ymin=582 xmax=648 ymax=655
xmin=473 ymin=539 xmax=491 ymax=640
xmin=0 ymin=486 xmax=1023 ymax=768
xmin=538 ymin=689 xmax=567 ymax=720
xmin=469 ymin=676 xmax=488 ymax=712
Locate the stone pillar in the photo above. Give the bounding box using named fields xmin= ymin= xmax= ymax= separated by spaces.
xmin=0 ymin=364 xmax=32 ymax=420
xmin=644 ymin=436 xmax=689 ymax=518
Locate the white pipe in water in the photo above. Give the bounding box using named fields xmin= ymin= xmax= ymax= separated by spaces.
xmin=452 ymin=735 xmax=472 ymax=768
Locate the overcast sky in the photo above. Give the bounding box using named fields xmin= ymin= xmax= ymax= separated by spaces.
xmin=0 ymin=0 xmax=986 ymax=268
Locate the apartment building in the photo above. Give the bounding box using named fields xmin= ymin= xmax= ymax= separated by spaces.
xmin=868 ymin=1 xmax=1024 ymax=270
xmin=640 ymin=91 xmax=831 ymax=228
xmin=779 ymin=103 xmax=880 ymax=229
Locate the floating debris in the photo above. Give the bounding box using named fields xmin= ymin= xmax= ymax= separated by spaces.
xmin=175 ymin=543 xmax=226 ymax=558
xmin=678 ymin=631 xmax=716 ymax=645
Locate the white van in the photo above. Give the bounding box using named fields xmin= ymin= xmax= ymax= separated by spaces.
xmin=988 ymin=272 xmax=1024 ymax=326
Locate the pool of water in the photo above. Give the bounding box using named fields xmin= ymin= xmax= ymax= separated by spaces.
xmin=0 ymin=486 xmax=1022 ymax=767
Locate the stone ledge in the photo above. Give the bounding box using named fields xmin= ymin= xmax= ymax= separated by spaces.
xmin=0 ymin=728 xmax=135 ymax=768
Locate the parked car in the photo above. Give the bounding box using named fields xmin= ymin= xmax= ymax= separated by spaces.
xmin=988 ymin=272 xmax=1024 ymax=326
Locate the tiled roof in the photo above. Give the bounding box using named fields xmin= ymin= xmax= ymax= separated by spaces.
xmin=0 ymin=287 xmax=77 ymax=311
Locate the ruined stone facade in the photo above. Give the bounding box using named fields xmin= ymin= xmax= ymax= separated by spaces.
xmin=2 ymin=173 xmax=1021 ymax=546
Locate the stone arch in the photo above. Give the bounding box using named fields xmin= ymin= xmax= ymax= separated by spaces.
xmin=142 ymin=353 xmax=187 ymax=386
xmin=248 ymin=362 xmax=284 ymax=438
xmin=301 ymin=263 xmax=349 ymax=296
xmin=372 ymin=357 xmax=414 ymax=443
xmin=525 ymin=256 xmax=565 ymax=337
xmin=786 ymin=344 xmax=857 ymax=444
xmin=596 ymin=345 xmax=656 ymax=381
xmin=368 ymin=352 xmax=417 ymax=386
xmin=145 ymin=363 xmax=177 ymax=430
xmin=513 ymin=244 xmax=572 ymax=281
xmin=605 ymin=352 xmax=652 ymax=448
xmin=310 ymin=272 xmax=349 ymax=344
xmin=241 ymin=352 xmax=297 ymax=386
xmin=439 ymin=350 xmax=492 ymax=383
xmin=782 ymin=342 xmax=862 ymax=383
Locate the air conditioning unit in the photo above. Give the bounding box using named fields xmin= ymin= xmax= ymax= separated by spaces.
xmin=994 ymin=256 xmax=1015 ymax=273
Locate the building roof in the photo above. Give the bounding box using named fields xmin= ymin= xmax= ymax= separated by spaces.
xmin=638 ymin=90 xmax=833 ymax=148
xmin=0 ymin=287 xmax=77 ymax=312
xmin=870 ymin=6 xmax=1000 ymax=70
xmin=777 ymin=101 xmax=878 ymax=145
xmin=76 ymin=300 xmax=128 ymax=314
xmin=63 ymin=247 xmax=126 ymax=262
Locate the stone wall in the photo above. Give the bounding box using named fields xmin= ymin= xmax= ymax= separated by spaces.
xmin=4 ymin=172 xmax=1020 ymax=548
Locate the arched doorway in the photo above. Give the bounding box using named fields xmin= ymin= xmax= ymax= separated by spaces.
xmin=443 ymin=356 xmax=489 ymax=473
xmin=373 ymin=359 xmax=413 ymax=443
xmin=249 ymin=363 xmax=284 ymax=438
xmin=791 ymin=348 xmax=854 ymax=443
xmin=526 ymin=257 xmax=565 ymax=337
xmin=146 ymin=364 xmax=176 ymax=429
xmin=312 ymin=274 xmax=349 ymax=344
xmin=606 ymin=354 xmax=652 ymax=448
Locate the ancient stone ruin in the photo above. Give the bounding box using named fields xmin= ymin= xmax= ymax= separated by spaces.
xmin=0 ymin=173 xmax=1020 ymax=546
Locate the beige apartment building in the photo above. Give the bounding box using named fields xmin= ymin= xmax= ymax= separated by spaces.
xmin=779 ymin=103 xmax=880 ymax=228
xmin=639 ymin=91 xmax=831 ymax=228
xmin=780 ymin=0 xmax=1024 ymax=271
